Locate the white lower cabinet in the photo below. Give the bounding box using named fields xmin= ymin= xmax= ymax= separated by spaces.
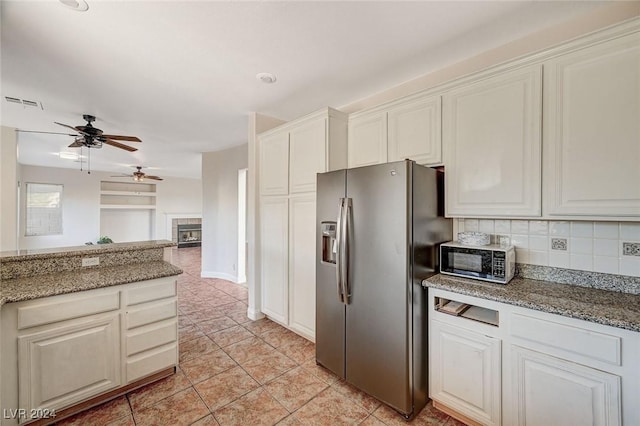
xmin=260 ymin=196 xmax=289 ymax=325
xmin=260 ymin=194 xmax=316 ymax=341
xmin=429 ymin=288 xmax=638 ymax=426
xmin=1 ymin=277 xmax=178 ymax=425
xmin=430 ymin=320 xmax=501 ymax=426
xmin=288 ymin=194 xmax=316 ymax=340
xmin=511 ymin=345 xmax=621 ymax=426
xmin=18 ymin=313 xmax=121 ymax=415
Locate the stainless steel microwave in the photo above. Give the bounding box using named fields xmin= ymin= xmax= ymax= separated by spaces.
xmin=440 ymin=242 xmax=515 ymax=284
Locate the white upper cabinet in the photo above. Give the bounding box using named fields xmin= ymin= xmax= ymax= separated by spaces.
xmin=388 ymin=94 xmax=442 ymax=165
xmin=444 ymin=65 xmax=542 ymax=217
xmin=543 ymin=32 xmax=640 ymax=219
xmin=289 ymin=118 xmax=326 ymax=193
xmin=260 ymin=108 xmax=347 ymax=196
xmin=259 ymin=131 xmax=289 ymax=196
xmin=348 ymin=111 xmax=387 ymax=168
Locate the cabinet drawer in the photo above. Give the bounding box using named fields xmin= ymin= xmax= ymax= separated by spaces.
xmin=126 ymin=299 xmax=177 ymax=329
xmin=126 ymin=278 xmax=177 ymax=306
xmin=126 ymin=343 xmax=177 ymax=383
xmin=510 ymin=313 xmax=621 ymax=366
xmin=18 ymin=292 xmax=120 ymax=330
xmin=126 ymin=319 xmax=177 ymax=356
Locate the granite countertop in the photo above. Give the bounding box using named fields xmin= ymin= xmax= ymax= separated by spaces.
xmin=0 ymin=240 xmax=176 ymax=261
xmin=424 ymin=274 xmax=640 ymax=332
xmin=0 ymin=261 xmax=182 ymax=305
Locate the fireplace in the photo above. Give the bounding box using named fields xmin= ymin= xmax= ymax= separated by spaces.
xmin=177 ymin=223 xmax=202 ymax=248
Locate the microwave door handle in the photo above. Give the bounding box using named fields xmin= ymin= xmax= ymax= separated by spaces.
xmin=342 ymin=198 xmax=352 ymax=304
xmin=335 ymin=198 xmax=345 ymax=304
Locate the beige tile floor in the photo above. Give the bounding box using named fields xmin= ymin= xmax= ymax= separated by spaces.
xmin=54 ymin=248 xmax=465 ymax=426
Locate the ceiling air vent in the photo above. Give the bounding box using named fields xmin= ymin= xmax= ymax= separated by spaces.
xmin=4 ymin=96 xmax=43 ymax=109
xmin=22 ymin=99 xmax=40 ymax=107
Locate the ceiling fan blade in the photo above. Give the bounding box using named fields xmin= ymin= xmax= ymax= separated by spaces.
xmin=145 ymin=175 xmax=164 ymax=181
xmin=103 ymin=139 xmax=138 ymax=152
xmin=68 ymin=140 xmax=84 ymax=148
xmin=110 ymin=174 xmax=134 ymax=178
xmin=101 ymin=135 xmax=142 ymax=142
xmin=16 ymin=129 xmax=77 ymax=136
xmin=54 ymin=122 xmax=84 ymax=133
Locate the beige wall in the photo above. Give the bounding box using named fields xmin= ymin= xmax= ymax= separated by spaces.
xmin=340 ymin=2 xmax=640 ymax=114
xmin=0 ymin=126 xmax=18 ymax=251
xmin=201 ymin=143 xmax=249 ymax=282
xmin=155 ymin=176 xmax=203 ymax=239
xmin=16 ymin=165 xmax=202 ymax=250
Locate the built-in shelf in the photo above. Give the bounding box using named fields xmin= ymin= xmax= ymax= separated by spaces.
xmin=99 ymin=205 xmax=157 ymax=210
xmin=100 ymin=190 xmax=156 ymax=197
xmin=435 ymin=296 xmax=499 ymax=327
xmin=100 ymin=181 xmax=157 ymax=209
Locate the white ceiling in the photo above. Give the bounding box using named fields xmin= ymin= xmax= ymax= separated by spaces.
xmin=1 ymin=0 xmax=611 ymax=179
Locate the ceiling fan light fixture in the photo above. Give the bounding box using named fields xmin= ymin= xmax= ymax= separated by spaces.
xmin=59 ymin=0 xmax=89 ymax=12
xmin=256 ymin=72 xmax=277 ymax=84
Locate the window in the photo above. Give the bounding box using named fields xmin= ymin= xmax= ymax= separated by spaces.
xmin=25 ymin=183 xmax=63 ymax=236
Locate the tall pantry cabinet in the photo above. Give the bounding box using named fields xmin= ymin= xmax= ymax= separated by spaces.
xmin=258 ymin=108 xmax=347 ymax=341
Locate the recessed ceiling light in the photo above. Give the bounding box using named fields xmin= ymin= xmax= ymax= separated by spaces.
xmin=59 ymin=0 xmax=89 ymax=12
xmin=256 ymin=72 xmax=277 ymax=84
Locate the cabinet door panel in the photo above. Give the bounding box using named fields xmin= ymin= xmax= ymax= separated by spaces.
xmin=259 ymin=132 xmax=289 ymax=196
xmin=388 ymin=95 xmax=441 ymax=165
xmin=511 ymin=345 xmax=621 ymax=426
xmin=290 ymin=119 xmax=327 ymax=193
xmin=444 ymin=65 xmax=542 ymax=217
xmin=18 ymin=314 xmax=121 ymax=413
xmin=288 ymin=194 xmax=316 ymax=341
xmin=348 ymin=112 xmax=387 ymax=168
xmin=544 ymin=33 xmax=640 ymax=217
xmin=260 ymin=197 xmax=289 ymax=324
xmin=430 ymin=320 xmax=501 ymax=426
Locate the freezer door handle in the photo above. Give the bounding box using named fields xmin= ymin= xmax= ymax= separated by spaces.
xmin=343 ymin=198 xmax=352 ymax=304
xmin=335 ymin=198 xmax=345 ymax=303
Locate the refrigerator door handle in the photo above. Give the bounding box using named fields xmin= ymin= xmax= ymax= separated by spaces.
xmin=343 ymin=198 xmax=352 ymax=303
xmin=335 ymin=198 xmax=345 ymax=303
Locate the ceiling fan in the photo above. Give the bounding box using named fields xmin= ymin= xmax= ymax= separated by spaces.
xmin=111 ymin=166 xmax=163 ymax=181
xmin=18 ymin=114 xmax=141 ymax=152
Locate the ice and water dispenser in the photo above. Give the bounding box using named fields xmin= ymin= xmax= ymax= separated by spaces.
xmin=321 ymin=222 xmax=337 ymax=264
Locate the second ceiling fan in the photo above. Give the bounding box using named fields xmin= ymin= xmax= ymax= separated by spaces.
xmin=112 ymin=166 xmax=163 ymax=181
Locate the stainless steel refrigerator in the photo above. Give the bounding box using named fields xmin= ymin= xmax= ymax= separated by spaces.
xmin=316 ymin=160 xmax=452 ymax=418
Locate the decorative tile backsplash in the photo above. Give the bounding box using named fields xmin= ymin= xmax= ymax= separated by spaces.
xmin=456 ymin=219 xmax=640 ymax=277
xmin=623 ymin=242 xmax=640 ymax=257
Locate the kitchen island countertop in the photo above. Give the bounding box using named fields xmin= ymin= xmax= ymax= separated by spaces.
xmin=423 ymin=273 xmax=640 ymax=332
xmin=0 ymin=240 xmax=182 ymax=306
xmin=1 ymin=260 xmax=182 ymax=305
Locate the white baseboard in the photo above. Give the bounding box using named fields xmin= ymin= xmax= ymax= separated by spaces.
xmin=247 ymin=307 xmax=265 ymax=321
xmin=201 ymin=270 xmax=240 ymax=283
